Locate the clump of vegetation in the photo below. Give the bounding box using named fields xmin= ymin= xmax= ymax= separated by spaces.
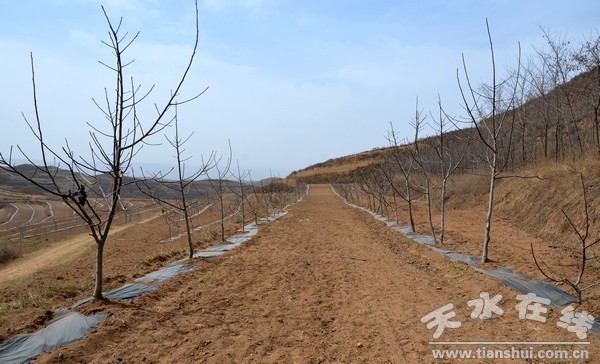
xmin=0 ymin=247 xmax=19 ymax=264
xmin=137 ymin=249 xmax=185 ymax=269
xmin=0 ymin=292 xmax=45 ymax=317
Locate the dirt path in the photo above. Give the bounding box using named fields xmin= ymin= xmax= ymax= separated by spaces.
xmin=35 ymin=185 xmax=598 ymax=363
xmin=0 ymin=214 xmax=160 ymax=284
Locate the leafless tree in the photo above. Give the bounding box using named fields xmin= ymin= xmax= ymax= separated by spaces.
xmin=0 ymin=2 xmax=202 ymax=300
xmin=433 ymin=98 xmax=466 ymax=244
xmin=376 ymin=161 xmax=400 ymax=223
xmin=229 ymin=160 xmax=250 ymax=231
xmin=531 ymin=174 xmax=600 ymax=303
xmin=136 ymin=109 xmax=214 ymax=258
xmin=525 ymin=54 xmax=554 ymax=160
xmin=207 ymin=141 xmax=233 ymax=242
xmin=263 ymin=171 xmax=278 ymax=221
xmin=408 ymin=98 xmax=438 ymax=242
xmin=510 ymin=62 xmax=534 ymax=168
xmin=359 ymin=168 xmax=390 ymax=217
xmin=457 ymin=19 xmax=521 ymax=262
xmin=573 ymin=30 xmax=600 ymax=151
xmin=294 ymin=181 xmax=308 ymax=202
xmin=535 ymin=28 xmax=580 ymax=160
xmin=383 ymin=122 xmax=416 ymax=232
xmin=246 ymin=173 xmax=262 ymax=225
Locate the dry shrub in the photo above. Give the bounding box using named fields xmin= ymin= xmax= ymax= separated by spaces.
xmin=138 ymin=249 xmax=184 ymax=268
xmin=0 ymin=247 xmax=19 ymax=264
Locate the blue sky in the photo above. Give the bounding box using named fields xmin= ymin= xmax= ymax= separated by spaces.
xmin=1 ymin=1 xmax=599 ymax=179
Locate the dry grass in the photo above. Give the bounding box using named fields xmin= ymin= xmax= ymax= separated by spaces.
xmin=137 ymin=248 xmax=185 ymax=268
xmin=0 ymin=247 xmax=19 ymax=264
xmin=495 ymin=157 xmax=600 ymax=241
xmin=0 ymin=280 xmax=93 ymax=318
xmin=492 ymin=157 xmax=600 ymax=281
xmin=444 ymin=171 xmax=490 ymax=208
xmin=288 ymin=148 xmax=389 ymax=184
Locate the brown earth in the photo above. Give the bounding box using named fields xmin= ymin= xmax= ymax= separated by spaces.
xmin=0 ymin=214 xmax=160 ymax=284
xmin=0 ymin=197 xmax=242 ymax=343
xmin=26 ymin=184 xmax=599 ymax=363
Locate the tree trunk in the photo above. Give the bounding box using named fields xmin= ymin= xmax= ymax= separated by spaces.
xmin=392 ymin=191 xmax=399 ymax=224
xmin=184 ymin=209 xmax=193 ymax=259
xmin=219 ymin=194 xmax=225 ymax=242
xmin=240 ymin=195 xmax=246 ymax=232
xmin=406 ymin=182 xmax=415 ymax=232
xmin=482 ymin=156 xmax=497 ymax=263
xmin=93 ymin=240 xmax=105 ymax=300
xmin=594 ymin=104 xmax=600 ymax=150
xmin=425 ymin=179 xmax=437 ymax=243
xmin=440 ymin=178 xmax=446 ymax=244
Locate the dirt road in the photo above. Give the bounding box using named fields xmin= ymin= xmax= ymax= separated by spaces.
xmin=0 ymin=214 xmax=160 ymax=284
xmin=36 ymin=185 xmax=598 ymax=363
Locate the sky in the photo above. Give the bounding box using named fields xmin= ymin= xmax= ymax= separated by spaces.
xmin=1 ymin=1 xmax=599 ymax=179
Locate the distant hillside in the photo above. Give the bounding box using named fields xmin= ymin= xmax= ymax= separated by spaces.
xmin=287 ymin=63 xmax=600 ymax=257
xmin=289 ymin=64 xmax=600 ymax=185
xmin=0 ymin=164 xmax=240 ymax=201
xmin=287 ymin=148 xmax=390 ymax=184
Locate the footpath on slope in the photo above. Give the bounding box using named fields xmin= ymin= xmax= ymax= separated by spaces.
xmin=0 ymin=214 xmax=161 ymax=284
xmin=36 ymin=184 xmax=599 ymax=363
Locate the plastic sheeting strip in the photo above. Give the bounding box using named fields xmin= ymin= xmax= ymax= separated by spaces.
xmin=193 ymin=251 xmax=224 ymax=259
xmin=193 ymin=211 xmax=287 ymax=258
xmin=0 ymin=309 xmax=108 ymax=364
xmin=500 ymin=278 xmax=578 ymax=307
xmin=0 ymin=195 xmax=307 ymax=363
xmin=72 ymin=283 xmax=159 ymax=308
xmin=331 ymin=185 xmax=596 ymax=337
xmin=134 ymin=263 xmax=194 ymax=283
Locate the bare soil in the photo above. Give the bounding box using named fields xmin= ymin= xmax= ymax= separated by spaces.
xmin=0 ymin=213 xmax=159 ymax=283
xmin=19 ymin=184 xmax=598 ymax=363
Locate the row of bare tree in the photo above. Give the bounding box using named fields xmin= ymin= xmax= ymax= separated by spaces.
xmin=0 ymin=3 xmax=203 ymax=300
xmin=0 ymin=1 xmax=307 ymax=301
xmin=333 ymin=21 xmax=600 ymax=302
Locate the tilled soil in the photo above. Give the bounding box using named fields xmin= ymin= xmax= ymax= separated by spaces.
xmin=32 ymin=185 xmax=599 ymax=363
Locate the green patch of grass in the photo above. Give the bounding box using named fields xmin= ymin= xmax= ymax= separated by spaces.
xmin=42 ymin=283 xmax=87 ymax=300
xmin=0 ymin=291 xmax=46 ymax=317
xmin=0 ymin=280 xmax=93 ymax=318
xmin=451 ymin=264 xmax=466 ymax=279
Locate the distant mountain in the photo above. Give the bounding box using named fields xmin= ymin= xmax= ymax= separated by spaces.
xmin=0 ymin=164 xmax=243 ymax=201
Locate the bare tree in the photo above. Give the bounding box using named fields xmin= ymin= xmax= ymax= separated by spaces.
xmin=229 ymin=160 xmax=250 ymax=231
xmin=383 ymin=122 xmax=416 ymax=232
xmin=511 ymin=62 xmax=533 ymax=168
xmin=547 ymin=28 xmax=583 ymax=155
xmin=457 ymin=19 xmax=521 ymax=262
xmin=0 ymin=2 xmax=201 ymax=300
xmin=573 ymin=30 xmax=600 ymax=151
xmin=433 ymin=98 xmax=466 ymax=244
xmin=408 ymin=98 xmax=438 ymax=242
xmin=535 ymin=28 xmax=580 ymax=160
xmin=531 ymin=174 xmax=600 ymax=303
xmin=136 ymin=109 xmax=214 ymax=258
xmin=525 ymin=54 xmax=554 ymax=160
xmin=207 ymin=141 xmax=233 ymax=242
xmin=357 ymin=168 xmax=389 ymax=217
xmin=376 ymin=161 xmax=400 ymax=223
xmin=263 ymin=171 xmax=278 ymax=221
xmin=246 ymin=173 xmax=262 ymax=225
